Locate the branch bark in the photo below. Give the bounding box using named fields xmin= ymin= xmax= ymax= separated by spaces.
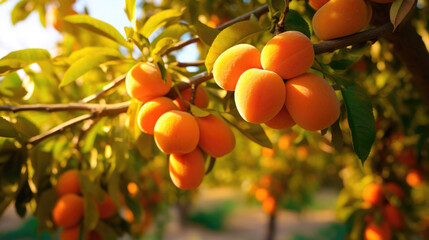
xmin=80 ymin=74 xmax=126 ymax=103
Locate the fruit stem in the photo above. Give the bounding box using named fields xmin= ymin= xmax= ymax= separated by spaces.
xmin=274 ymin=0 xmax=290 ymax=36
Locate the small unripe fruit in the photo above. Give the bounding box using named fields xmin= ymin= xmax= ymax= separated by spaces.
xmin=52 ymin=194 xmax=84 ymax=228
xmin=235 ymin=69 xmax=286 ymax=124
xmin=285 ymin=73 xmax=340 ymax=131
xmin=56 ymin=169 xmax=80 ymax=197
xmin=261 ymin=31 xmax=314 ymax=79
xmin=137 ymin=97 xmax=178 ymax=134
xmin=362 ymin=183 xmax=384 ymax=206
xmin=265 ymin=105 xmax=295 ymax=129
xmin=169 ymin=148 xmax=205 ymax=190
xmin=173 ymin=85 xmax=210 ymax=110
xmin=154 ymin=110 xmax=200 ymax=154
xmin=125 ymin=62 xmax=172 ymax=102
xmin=213 ymin=44 xmax=262 ymax=91
xmin=196 ymin=114 xmax=235 ymax=157
xmin=312 ymin=0 xmax=370 ymax=40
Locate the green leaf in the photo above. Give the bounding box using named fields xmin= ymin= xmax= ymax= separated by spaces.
xmin=329 ymin=46 xmax=367 ymax=71
xmin=151 ymin=23 xmax=188 ymax=48
xmin=190 ymin=104 xmax=211 ymax=117
xmin=68 ymin=47 xmax=124 ymax=63
xmin=64 ymin=15 xmax=130 ymax=47
xmin=35 ymin=3 xmax=46 ymax=27
xmin=390 ymin=0 xmax=415 ymax=30
xmin=141 ymin=9 xmax=183 ymax=38
xmin=0 ymin=117 xmax=19 ymax=139
xmin=135 ymin=133 xmax=153 ymax=160
xmin=125 ymin=0 xmax=136 ymax=24
xmin=82 ymin=194 xmax=99 ymax=232
xmin=35 ymin=189 xmax=58 ymax=234
xmin=193 ymin=21 xmax=220 ymax=46
xmin=11 ymin=0 xmax=32 ymax=25
xmin=341 ymin=81 xmax=376 ymax=163
xmin=79 ymin=173 xmax=105 ymax=202
xmin=284 ymin=10 xmax=311 ymax=38
xmin=156 ymin=60 xmax=167 ymax=83
xmin=60 ymin=54 xmax=121 ymax=87
xmin=268 ymin=0 xmax=286 ymax=16
xmin=205 ymin=157 xmax=216 ymax=175
xmin=205 ymin=20 xmax=264 ymax=73
xmin=152 ymin=37 xmax=176 ymax=56
xmin=0 ymin=48 xmax=51 ymax=76
xmin=0 ymin=72 xmax=27 ymax=99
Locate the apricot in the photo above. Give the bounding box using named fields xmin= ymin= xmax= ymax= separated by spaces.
xmin=285 ymin=73 xmax=340 ymax=131
xmin=384 ymin=183 xmax=404 ymax=199
xmin=261 ymin=31 xmax=314 ymax=79
xmin=362 ymin=183 xmax=384 ymax=206
xmin=173 ymin=85 xmax=210 ymax=110
xmin=52 ymin=194 xmax=84 ymax=228
xmin=196 ymin=114 xmax=235 ymax=157
xmin=137 ymin=97 xmax=178 ymax=134
xmin=309 ymin=0 xmax=330 ymax=10
xmin=370 ymin=0 xmax=394 ymax=3
xmin=59 ymin=225 xmax=87 ymax=240
xmin=169 ymin=148 xmax=205 ymax=190
xmin=125 ymin=62 xmax=172 ymax=102
xmin=265 ymin=105 xmax=296 ymax=129
xmin=383 ymin=204 xmax=404 ymax=229
xmin=262 ymin=196 xmax=276 ymax=215
xmin=127 ymin=182 xmax=139 ymax=196
xmin=312 ymin=0 xmax=370 ymax=40
xmin=406 ymin=169 xmax=424 ymax=187
xmin=364 ymin=220 xmax=392 ymax=240
xmin=154 ymin=110 xmax=200 ymax=154
xmin=235 ymin=69 xmax=286 ymax=124
xmin=255 ymin=187 xmax=270 ymax=202
xmin=97 ymin=194 xmax=117 ymax=219
xmin=56 ymin=169 xmax=80 ymax=197
xmin=213 ymin=44 xmax=262 ymax=91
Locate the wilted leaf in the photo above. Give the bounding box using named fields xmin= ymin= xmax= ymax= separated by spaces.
xmin=64 ymin=15 xmax=130 ymax=47
xmin=0 ymin=48 xmax=51 ymax=75
xmin=390 ymin=0 xmax=415 ymax=30
xmin=193 ymin=21 xmax=220 ymax=46
xmin=60 ymin=54 xmax=121 ymax=87
xmin=205 ymin=20 xmax=263 ymax=73
xmin=141 ymin=9 xmax=183 ymax=38
xmin=341 ymin=81 xmax=376 ymax=163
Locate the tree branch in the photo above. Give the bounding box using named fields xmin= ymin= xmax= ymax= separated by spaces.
xmin=173 ymin=60 xmax=205 ymax=68
xmin=0 ymin=102 xmax=129 ymax=113
xmin=80 ymin=74 xmax=126 ymax=103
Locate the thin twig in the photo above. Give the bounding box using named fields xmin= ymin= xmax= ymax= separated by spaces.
xmin=274 ymin=0 xmax=290 ymax=35
xmin=173 ymin=60 xmax=205 ymax=68
xmin=80 ymin=74 xmax=126 ymax=103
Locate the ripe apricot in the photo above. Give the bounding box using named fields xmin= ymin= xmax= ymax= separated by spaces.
xmin=196 ymin=114 xmax=235 ymax=157
xmin=255 ymin=187 xmax=270 ymax=202
xmin=261 ymin=31 xmax=314 ymax=79
xmin=364 ymin=220 xmax=392 ymax=240
xmin=265 ymin=105 xmax=295 ymax=129
xmin=262 ymin=196 xmax=276 ymax=215
xmin=383 ymin=204 xmax=404 ymax=229
xmin=406 ymin=169 xmax=424 ymax=187
xmin=97 ymin=194 xmax=117 ymax=219
xmin=384 ymin=183 xmax=404 ymax=199
xmin=285 ymin=73 xmax=340 ymax=131
xmin=173 ymin=85 xmax=210 ymax=110
xmin=312 ymin=0 xmax=370 ymax=40
xmin=137 ymin=97 xmax=178 ymax=134
xmin=309 ymin=0 xmax=330 ymax=9
xmin=56 ymin=169 xmax=80 ymax=197
xmin=235 ymin=69 xmax=286 ymax=124
xmin=362 ymin=183 xmax=384 ymax=206
xmin=169 ymin=148 xmax=205 ymax=190
xmin=213 ymin=44 xmax=262 ymax=91
xmin=154 ymin=110 xmax=200 ymax=154
xmin=52 ymin=194 xmax=84 ymax=228
xmin=125 ymin=62 xmax=172 ymax=102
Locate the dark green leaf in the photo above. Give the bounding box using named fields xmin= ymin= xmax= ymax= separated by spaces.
xmin=124 ymin=194 xmax=142 ymax=221
xmin=156 ymin=60 xmax=167 ymax=83
xmin=14 ymin=116 xmax=40 ymax=140
xmin=60 ymin=54 xmax=121 ymax=87
xmin=0 ymin=48 xmax=51 ymax=76
xmin=330 ymin=46 xmax=367 ymax=71
xmin=205 ymin=157 xmax=216 ymax=175
xmin=0 ymin=117 xmax=19 ymax=139
xmin=135 ymin=133 xmax=153 ymax=160
xmin=193 ymin=21 xmax=220 ymax=46
xmin=268 ymin=0 xmax=286 ymax=16
xmin=205 ymin=20 xmax=264 ymax=73
xmin=11 ymin=0 xmax=32 ymax=25
xmin=284 ymin=10 xmax=311 ymax=38
xmin=79 ymin=173 xmax=105 ymax=202
xmin=82 ymin=194 xmax=99 ymax=232
xmin=96 ymin=221 xmax=118 ymax=240
xmin=341 ymin=81 xmax=376 ymax=163
xmin=125 ymin=0 xmax=136 ymax=23
xmin=141 ymin=9 xmax=183 ymax=38
xmin=64 ymin=15 xmax=130 ymax=47
xmin=35 ymin=189 xmax=58 ymax=234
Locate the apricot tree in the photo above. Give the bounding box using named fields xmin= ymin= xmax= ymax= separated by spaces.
xmin=0 ymin=0 xmax=428 ymax=239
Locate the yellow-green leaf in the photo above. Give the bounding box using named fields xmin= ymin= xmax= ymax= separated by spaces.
xmin=0 ymin=48 xmax=51 ymax=76
xmin=141 ymin=9 xmax=183 ymax=38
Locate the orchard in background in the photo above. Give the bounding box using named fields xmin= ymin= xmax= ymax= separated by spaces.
xmin=0 ymin=0 xmax=428 ymax=239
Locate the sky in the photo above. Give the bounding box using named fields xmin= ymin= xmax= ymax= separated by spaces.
xmin=0 ymin=0 xmax=197 ymax=63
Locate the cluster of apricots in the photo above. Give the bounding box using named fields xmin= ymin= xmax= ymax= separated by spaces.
xmin=126 ymin=62 xmax=236 ymax=190
xmin=310 ymin=0 xmax=395 ymax=40
xmin=52 ymin=169 xmax=117 ymax=240
xmin=250 ymin=175 xmax=285 ymax=215
xmin=213 ymin=31 xmax=340 ymax=131
xmin=362 ymin=182 xmax=406 ymax=240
